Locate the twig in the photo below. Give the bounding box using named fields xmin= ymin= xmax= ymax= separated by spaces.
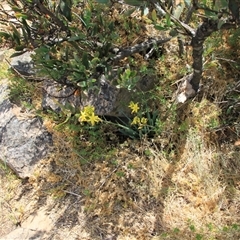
xmin=35 ymin=1 xmax=69 ymax=33
xmin=185 ymin=4 xmax=197 ymax=23
xmin=6 ymin=58 xmax=79 ymax=98
xmin=97 ymin=166 xmax=120 ymax=191
xmin=153 ymin=1 xmax=196 ymax=36
xmin=5 ymin=58 xmax=46 ymax=82
xmin=63 ymin=190 xmax=81 ymax=197
xmin=215 ymin=57 xmax=236 ymax=63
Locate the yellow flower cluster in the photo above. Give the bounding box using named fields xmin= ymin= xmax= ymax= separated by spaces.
xmin=131 ymin=116 xmax=148 ymax=129
xmin=78 ymin=106 xmax=102 ymax=126
xmin=128 ymin=101 xmax=147 ymax=129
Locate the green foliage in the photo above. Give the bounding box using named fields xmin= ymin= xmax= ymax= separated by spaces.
xmin=2 ymin=0 xmax=238 ymax=94
xmin=117 ymin=68 xmax=140 ymax=90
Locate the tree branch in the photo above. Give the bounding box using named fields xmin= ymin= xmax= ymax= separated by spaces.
xmin=190 ymin=20 xmax=236 ymax=91
xmin=35 ymin=0 xmax=69 ymax=33
xmin=110 ymin=36 xmax=172 ymax=62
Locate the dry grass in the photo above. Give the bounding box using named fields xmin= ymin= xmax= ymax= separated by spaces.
xmin=1 ymin=121 xmax=240 ymax=239
xmin=0 ymin=163 xmax=22 ymax=236
xmin=7 ymin=106 xmax=237 ymax=240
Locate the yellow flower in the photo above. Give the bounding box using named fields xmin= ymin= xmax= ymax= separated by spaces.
xmin=128 ymin=101 xmax=140 ymax=114
xmin=84 ymin=106 xmax=95 ymax=115
xmin=88 ymin=113 xmax=102 ymax=126
xmin=79 ymin=111 xmax=88 ymax=122
xmin=131 ymin=116 xmax=148 ymax=129
xmin=78 ymin=105 xmax=102 ymax=125
xmin=140 ymin=117 xmax=147 ymax=125
xmin=138 ymin=117 xmax=148 ymax=129
xmin=131 ymin=116 xmax=140 ymax=125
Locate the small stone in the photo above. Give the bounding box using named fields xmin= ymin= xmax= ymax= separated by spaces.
xmin=10 ymin=51 xmax=35 ymax=76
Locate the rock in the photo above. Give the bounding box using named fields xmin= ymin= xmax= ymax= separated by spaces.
xmin=10 ymin=51 xmax=35 ymax=75
xmin=0 ymin=206 xmax=55 ymax=240
xmin=176 ymin=73 xmax=196 ymax=103
xmin=0 ymin=78 xmax=52 ymax=179
xmin=42 ymin=79 xmax=82 ymax=113
xmin=0 ymin=228 xmax=43 ymax=240
xmin=43 ymin=74 xmax=156 ymax=117
xmin=42 ymin=75 xmax=126 ymax=116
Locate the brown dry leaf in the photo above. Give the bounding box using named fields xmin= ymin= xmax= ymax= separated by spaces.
xmin=46 ymin=173 xmax=62 ymax=183
xmin=204 ymin=198 xmax=218 ymax=212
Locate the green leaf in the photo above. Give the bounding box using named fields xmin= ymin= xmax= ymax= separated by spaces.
xmin=73 ymin=53 xmax=81 ymax=63
xmin=151 ymin=9 xmax=157 ymax=22
xmin=21 ymin=18 xmax=31 ymax=37
xmin=214 ymin=0 xmax=228 ymax=10
xmin=67 ymin=35 xmax=85 ymax=41
xmin=82 ymin=9 xmax=92 ymax=28
xmin=124 ymin=0 xmax=145 ymax=6
xmin=123 ymin=8 xmax=136 ymax=17
xmin=10 ymin=24 xmax=21 ymax=44
xmin=15 ymin=13 xmax=28 ymax=19
xmin=154 ymin=25 xmax=167 ymax=31
xmin=184 ymin=0 xmax=191 ymax=7
xmin=166 ymin=13 xmax=171 ymax=27
xmin=77 ymin=80 xmax=87 ymax=88
xmin=13 ymin=33 xmax=21 ymax=45
xmin=25 ymin=0 xmax=33 ymax=3
xmin=219 ymin=0 xmax=228 ymax=8
xmin=59 ymin=0 xmax=72 ymax=21
xmin=82 ymin=52 xmax=89 ymax=69
xmin=0 ymin=32 xmax=11 ymax=39
xmin=204 ymin=10 xmax=218 ymax=20
xmin=11 ymin=6 xmax=23 ymax=12
xmin=21 ymin=27 xmax=29 ymax=43
xmin=108 ymin=21 xmax=115 ymax=31
xmin=95 ymin=0 xmax=110 ymax=3
xmin=10 ymin=50 xmax=28 ymax=58
xmin=173 ymin=3 xmax=185 ymax=20
xmin=217 ymin=19 xmax=225 ymax=29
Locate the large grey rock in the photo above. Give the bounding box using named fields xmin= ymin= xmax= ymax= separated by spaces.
xmin=42 ymin=74 xmax=156 ymax=117
xmin=0 ymin=78 xmax=52 ymax=178
xmin=42 ymin=76 xmax=124 ymax=116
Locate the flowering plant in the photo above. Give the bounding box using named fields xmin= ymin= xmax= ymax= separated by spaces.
xmin=77 ymin=101 xmax=158 ymax=140
xmin=116 ymin=101 xmax=158 ymax=139
xmin=78 ymin=106 xmax=102 ymax=126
